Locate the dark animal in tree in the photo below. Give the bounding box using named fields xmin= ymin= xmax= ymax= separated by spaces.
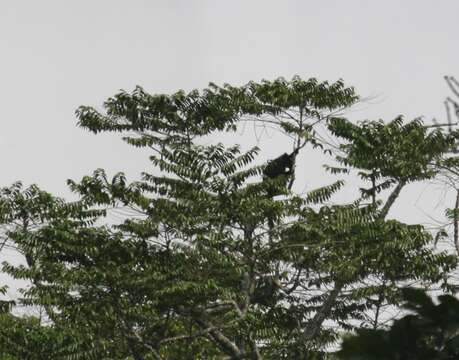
xmin=262 ymin=149 xmax=299 ymax=232
xmin=263 ymin=149 xmax=299 ymax=196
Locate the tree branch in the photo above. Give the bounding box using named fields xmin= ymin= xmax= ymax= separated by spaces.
xmin=445 ymin=76 xmax=459 ymax=99
xmin=379 ymin=181 xmax=405 ymax=219
xmin=302 ymin=280 xmax=343 ymax=344
xmin=194 ymin=318 xmax=243 ymax=359
xmin=454 ymin=189 xmax=459 ymax=256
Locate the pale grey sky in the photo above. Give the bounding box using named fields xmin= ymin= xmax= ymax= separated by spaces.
xmin=0 ymin=1 xmax=458 ymax=221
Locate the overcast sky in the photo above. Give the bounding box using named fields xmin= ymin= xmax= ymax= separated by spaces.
xmin=0 ymin=0 xmax=458 ymax=252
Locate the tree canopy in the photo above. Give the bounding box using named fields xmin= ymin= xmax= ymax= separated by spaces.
xmin=0 ymin=76 xmax=458 ymax=359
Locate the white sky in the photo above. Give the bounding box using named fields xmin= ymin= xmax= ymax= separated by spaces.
xmin=0 ymin=1 xmax=458 ymax=280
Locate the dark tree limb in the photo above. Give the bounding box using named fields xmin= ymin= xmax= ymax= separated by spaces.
xmin=302 ymin=280 xmax=343 ymax=344
xmin=454 ymin=189 xmax=459 ymax=256
xmin=379 ymin=181 xmax=405 ymax=219
xmin=194 ymin=318 xmax=244 ymax=359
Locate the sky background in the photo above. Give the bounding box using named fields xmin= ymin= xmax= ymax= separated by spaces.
xmin=0 ymin=1 xmax=458 ymax=293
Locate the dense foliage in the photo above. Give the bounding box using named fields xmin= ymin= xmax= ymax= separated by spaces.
xmin=337 ymin=289 xmax=459 ymax=360
xmin=0 ymin=76 xmax=458 ymax=359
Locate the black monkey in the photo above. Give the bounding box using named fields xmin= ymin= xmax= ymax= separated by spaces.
xmin=262 ymin=149 xmax=299 ymax=233
xmin=263 ymin=148 xmax=299 ymax=196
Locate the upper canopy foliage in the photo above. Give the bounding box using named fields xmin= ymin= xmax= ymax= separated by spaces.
xmin=329 ymin=116 xmax=458 ymax=182
xmin=76 ymin=76 xmax=358 ymax=149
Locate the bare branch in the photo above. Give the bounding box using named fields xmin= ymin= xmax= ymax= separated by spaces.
xmin=445 ymin=76 xmax=459 ymax=99
xmin=379 ymin=181 xmax=405 ymax=219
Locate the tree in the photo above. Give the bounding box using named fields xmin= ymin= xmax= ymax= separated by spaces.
xmin=336 ymin=288 xmax=459 ymax=360
xmin=0 ymin=76 xmax=457 ymax=359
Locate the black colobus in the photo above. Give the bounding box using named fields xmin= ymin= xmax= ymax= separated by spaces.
xmin=263 ymin=148 xmax=299 ymax=196
xmin=262 ymin=149 xmax=299 ymax=233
